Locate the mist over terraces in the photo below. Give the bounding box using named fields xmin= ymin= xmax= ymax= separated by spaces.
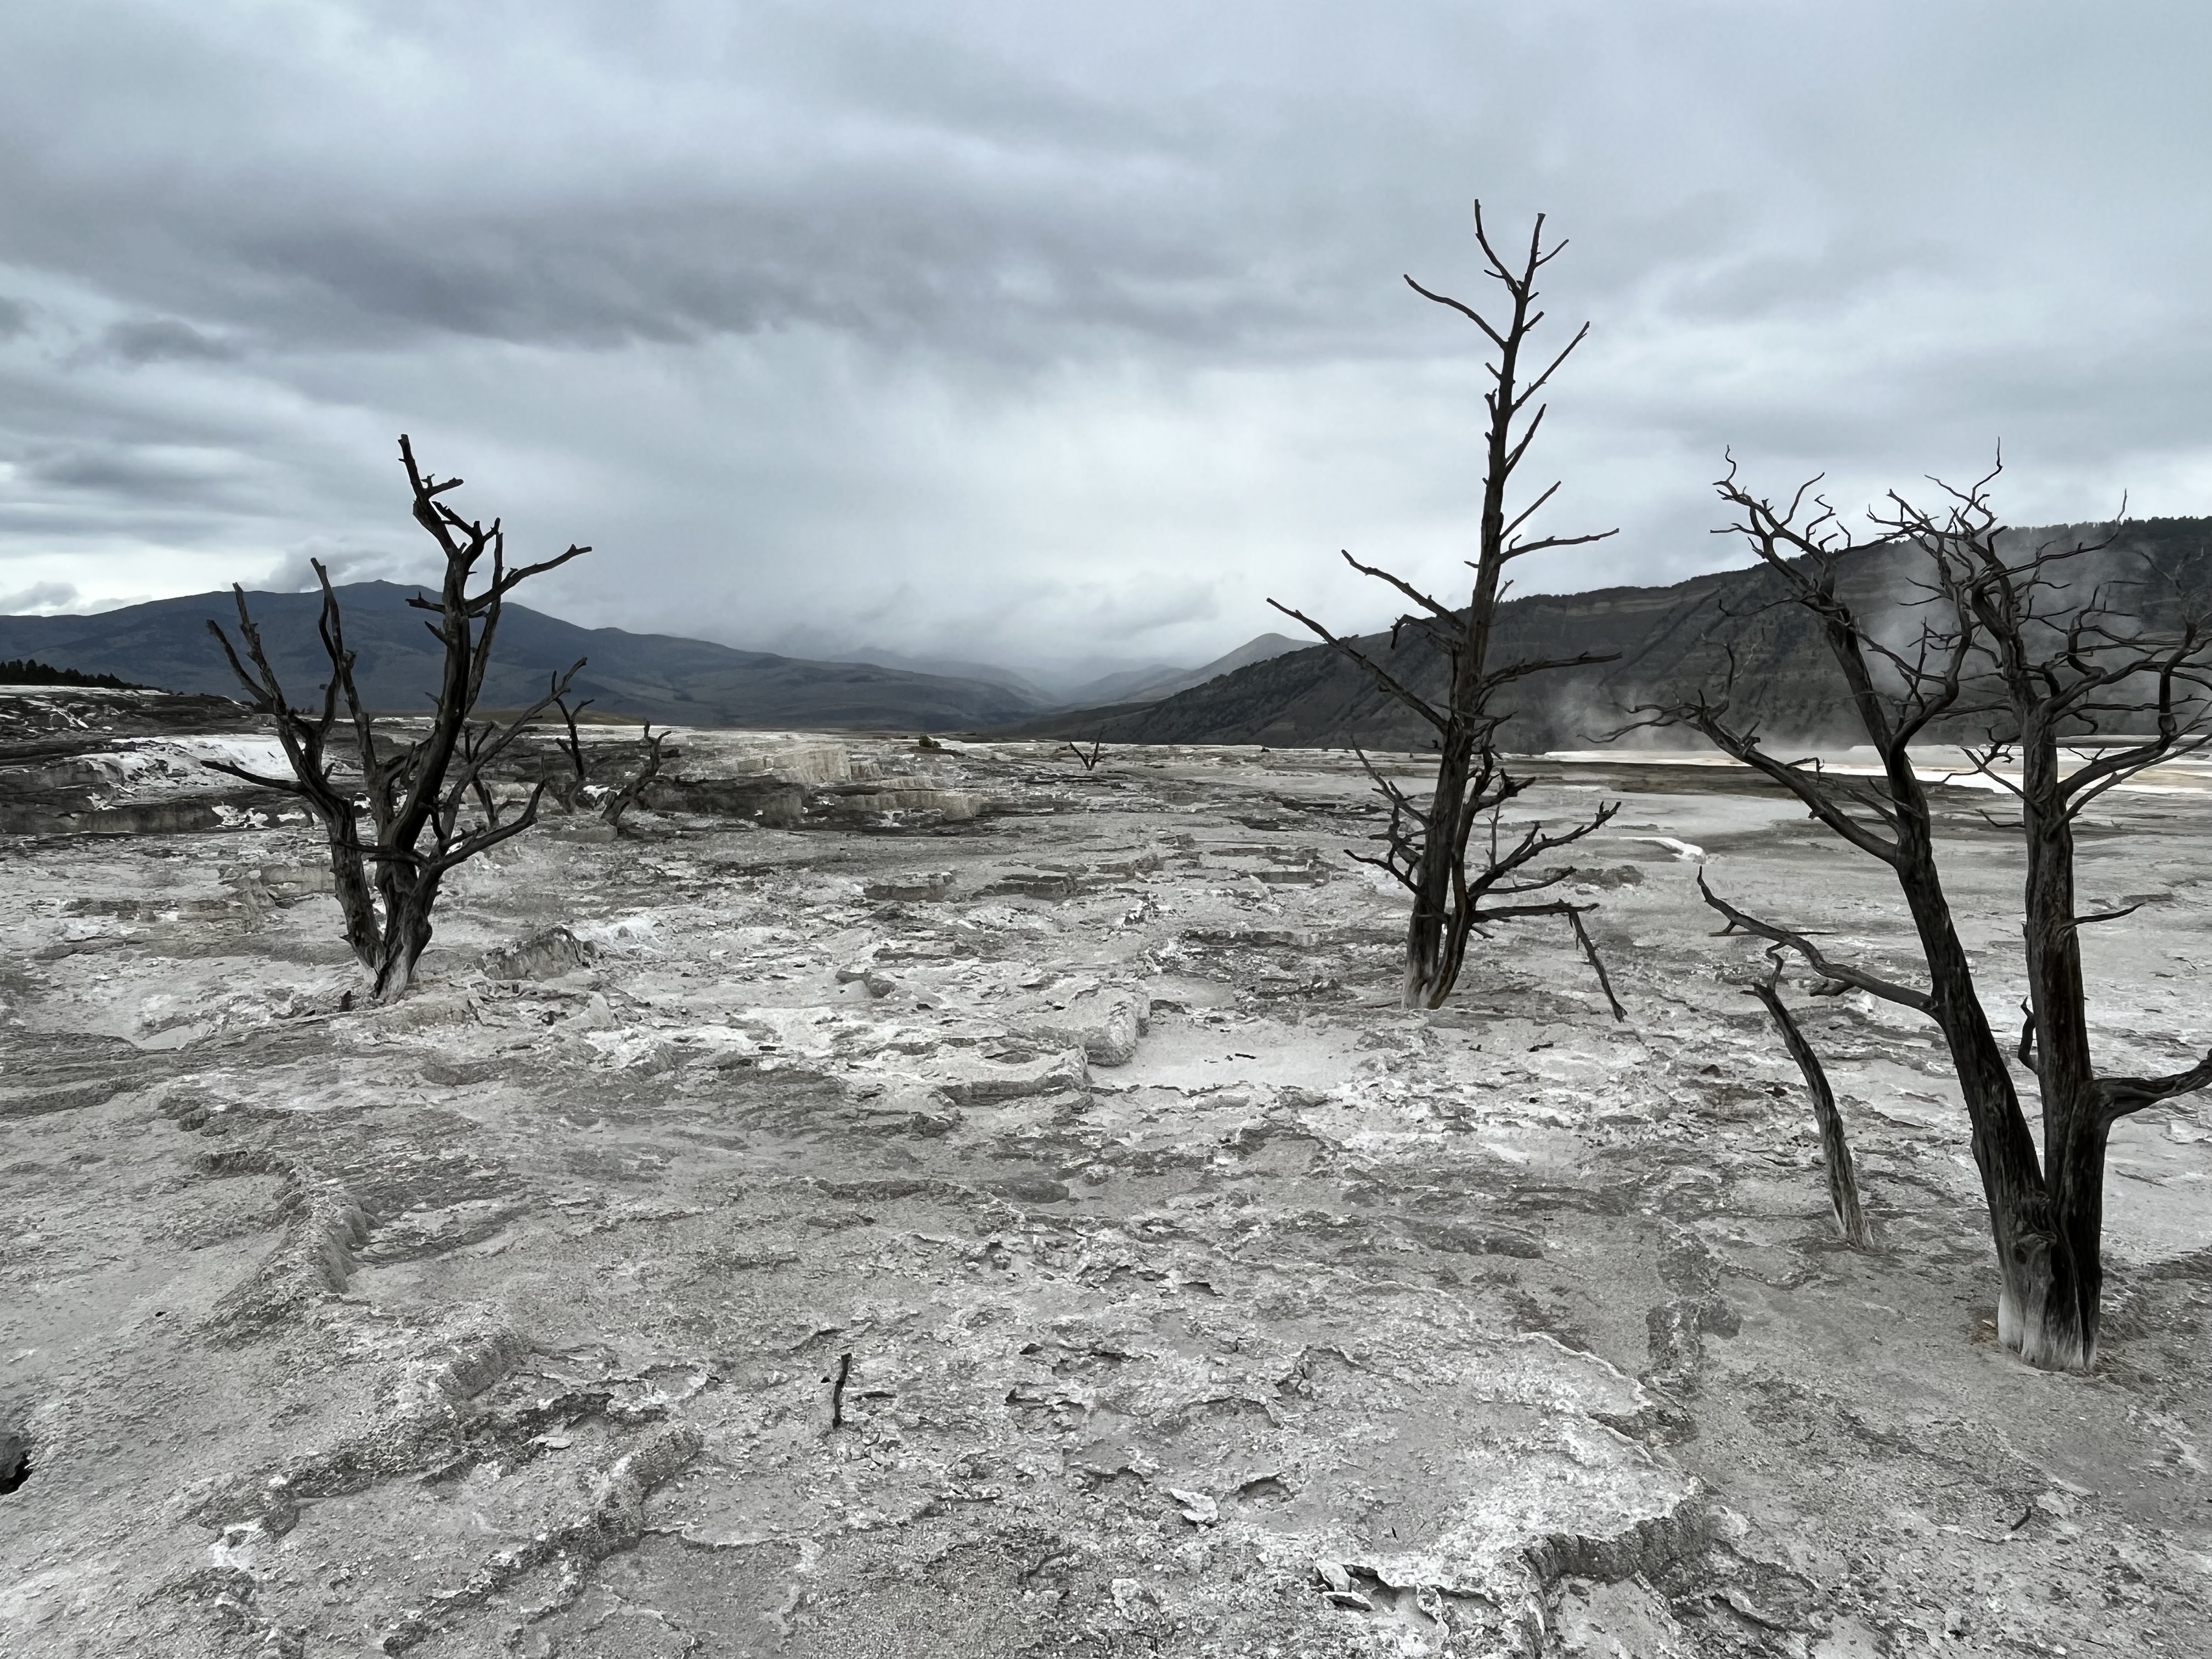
xmin=13 ymin=526 xmax=2204 ymax=749
xmin=1000 ymin=517 xmax=2212 ymax=752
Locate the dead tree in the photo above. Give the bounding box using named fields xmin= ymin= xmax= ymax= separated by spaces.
xmin=1655 ymin=458 xmax=2212 ymax=1368
xmin=1269 ymin=205 xmax=1624 ymax=1013
xmin=552 ymin=693 xmax=668 ymax=836
xmin=1064 ymin=733 xmax=1107 ymax=772
xmin=206 ymin=435 xmax=588 ymax=1003
xmin=548 ymin=689 xmax=597 ymax=814
xmin=1742 ymin=946 xmax=1868 ymax=1248
xmin=600 ymin=724 xmax=667 ymax=834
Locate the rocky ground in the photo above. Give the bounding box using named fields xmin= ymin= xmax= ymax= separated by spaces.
xmin=2 ymin=701 xmax=2210 ymax=1657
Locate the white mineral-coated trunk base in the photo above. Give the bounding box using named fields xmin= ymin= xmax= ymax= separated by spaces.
xmin=1997 ymin=1269 xmax=2095 ymax=1372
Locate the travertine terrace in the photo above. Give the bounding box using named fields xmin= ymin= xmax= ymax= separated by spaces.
xmin=3 ymin=699 xmax=2209 ymax=1656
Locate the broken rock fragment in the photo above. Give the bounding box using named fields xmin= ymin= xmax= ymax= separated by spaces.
xmin=1167 ymin=1487 xmax=1218 ymax=1526
xmin=482 ymin=924 xmax=597 ymax=982
xmin=1011 ymin=981 xmax=1152 ymax=1066
xmin=862 ymin=870 xmax=957 ymax=901
xmin=923 ymin=1045 xmax=1090 ymax=1102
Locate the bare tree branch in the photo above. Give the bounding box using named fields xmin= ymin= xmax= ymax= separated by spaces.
xmin=202 ymin=437 xmax=594 ymax=1002
xmin=1697 ymin=873 xmax=1933 ymax=1016
xmin=1746 ymin=952 xmax=1869 ymax=1247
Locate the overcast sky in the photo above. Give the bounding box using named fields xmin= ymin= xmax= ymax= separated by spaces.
xmin=2 ymin=1 xmax=2206 ymax=682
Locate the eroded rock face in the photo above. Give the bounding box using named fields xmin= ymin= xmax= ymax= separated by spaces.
xmin=639 ymin=771 xmax=805 ymax=825
xmin=862 ymin=870 xmax=956 ymax=902
xmin=0 ymin=703 xmax=307 ymax=838
xmin=4 ymin=729 xmax=2210 ymax=1656
xmin=627 ymin=739 xmax=986 ymax=830
xmin=483 ymin=924 xmax=597 ymax=983
xmin=1007 ymin=978 xmax=1152 ymax=1066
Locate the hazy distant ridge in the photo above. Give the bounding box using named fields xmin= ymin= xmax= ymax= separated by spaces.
xmin=992 ymin=520 xmax=2212 ymax=751
xmin=0 ymin=583 xmax=1042 ymax=732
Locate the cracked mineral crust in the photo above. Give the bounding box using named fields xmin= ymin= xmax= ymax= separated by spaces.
xmin=3 ymin=707 xmax=2211 ymax=1656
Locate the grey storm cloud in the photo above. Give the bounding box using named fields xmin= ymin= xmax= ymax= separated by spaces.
xmin=0 ymin=579 xmax=80 ymax=614
xmin=2 ymin=1 xmax=2210 ymax=678
xmin=24 ymin=443 xmax=259 ymax=507
xmin=263 ymin=536 xmax=435 ymax=592
xmin=100 ymin=317 xmax=240 ymax=365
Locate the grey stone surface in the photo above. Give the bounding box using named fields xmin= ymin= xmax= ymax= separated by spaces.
xmin=2 ymin=727 xmax=2209 ymax=1656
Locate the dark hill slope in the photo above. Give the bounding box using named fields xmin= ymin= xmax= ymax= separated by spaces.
xmin=0 ymin=583 xmax=1040 ymax=732
xmin=1000 ymin=518 xmax=2212 ymax=752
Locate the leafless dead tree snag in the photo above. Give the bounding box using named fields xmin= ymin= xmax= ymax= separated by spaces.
xmin=1064 ymin=733 xmax=1107 ymax=771
xmin=547 ymin=687 xmax=594 ymax=814
xmin=1741 ymin=945 xmax=1868 ymax=1249
xmin=551 ymin=692 xmax=668 ymax=836
xmin=1650 ymin=457 xmax=2212 ymax=1368
xmin=1269 ymin=205 xmax=1624 ymax=1013
xmin=206 ymin=435 xmax=589 ymax=1003
xmin=600 ymin=725 xmax=667 ymax=834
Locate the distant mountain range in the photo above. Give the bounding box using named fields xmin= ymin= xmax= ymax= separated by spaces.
xmin=1067 ymin=632 xmax=1308 ymax=706
xmin=17 ymin=521 xmax=2200 ymax=742
xmin=990 ymin=518 xmax=2212 ymax=751
xmin=0 ymin=584 xmax=1308 ymax=733
xmin=0 ymin=583 xmax=1040 ymax=732
xmin=828 ymin=632 xmax=1307 ymax=710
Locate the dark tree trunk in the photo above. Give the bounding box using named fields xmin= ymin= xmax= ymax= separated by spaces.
xmin=1404 ymin=738 xmax=1473 ymax=1008
xmin=2009 ymin=709 xmax=2105 ymax=1365
xmin=1822 ymin=603 xmax=2058 ymax=1343
xmin=1271 ymin=209 xmax=1622 ymax=1018
xmin=1867 ymin=737 xmax=2064 ymax=1359
xmin=1748 ymin=977 xmax=1867 ymax=1248
xmin=322 ymin=816 xmax=381 ymax=974
xmin=368 ymin=872 xmax=441 ymax=1004
xmin=206 ymin=435 xmax=588 ymax=1007
xmin=1663 ymin=462 xmax=2188 ymax=1372
xmin=1912 ymin=909 xmax=2067 ymax=1358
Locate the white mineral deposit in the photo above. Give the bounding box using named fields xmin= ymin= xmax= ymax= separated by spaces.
xmin=4 ymin=709 xmax=2209 ymax=1655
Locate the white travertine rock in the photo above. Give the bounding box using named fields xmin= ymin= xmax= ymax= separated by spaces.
xmin=1009 ymin=980 xmax=1152 ymax=1066
xmin=716 ymin=738 xmax=856 ymax=785
xmin=922 ymin=1045 xmax=1089 ymax=1102
xmin=11 ymin=724 xmax=2204 ymax=1657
